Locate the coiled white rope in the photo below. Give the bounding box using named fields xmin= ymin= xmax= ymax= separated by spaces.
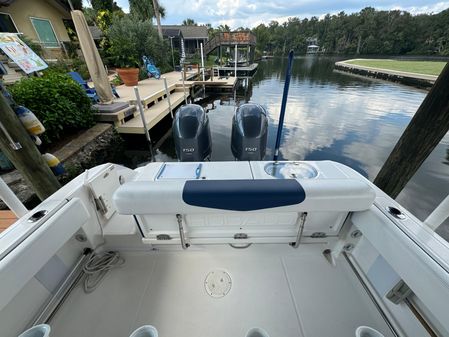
xmin=82 ymin=251 xmax=125 ymax=293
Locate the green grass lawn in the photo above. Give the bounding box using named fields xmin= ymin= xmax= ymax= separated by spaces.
xmin=345 ymin=59 xmax=446 ymax=76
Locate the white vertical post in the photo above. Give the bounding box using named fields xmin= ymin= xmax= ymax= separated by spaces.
xmin=424 ymin=195 xmax=449 ymax=231
xmin=200 ymin=42 xmax=205 ymax=82
xmin=181 ymin=70 xmax=187 ymax=104
xmin=134 ymin=87 xmax=151 ymax=143
xmin=0 ymin=177 xmax=27 ymax=217
xmin=234 ymin=44 xmax=238 ymax=78
xmin=163 ymin=77 xmax=173 ymax=119
xmin=134 ymin=86 xmax=155 ymax=161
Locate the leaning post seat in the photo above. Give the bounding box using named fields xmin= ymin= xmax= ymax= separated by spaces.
xmin=113 ymin=161 xmax=376 ymax=246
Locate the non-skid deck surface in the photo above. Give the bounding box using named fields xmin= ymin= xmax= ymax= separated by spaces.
xmin=50 ymin=245 xmax=393 ymax=337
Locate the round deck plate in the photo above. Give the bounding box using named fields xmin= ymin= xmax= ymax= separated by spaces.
xmin=264 ymin=162 xmax=318 ymax=179
xmin=204 ymin=270 xmax=232 ymax=298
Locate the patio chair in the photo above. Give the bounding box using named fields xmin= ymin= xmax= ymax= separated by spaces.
xmin=68 ymin=71 xmax=120 ymax=103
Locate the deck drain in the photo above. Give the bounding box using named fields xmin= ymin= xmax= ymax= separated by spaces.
xmin=204 ymin=270 xmax=232 ymax=298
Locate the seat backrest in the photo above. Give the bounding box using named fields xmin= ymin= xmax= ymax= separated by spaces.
xmin=68 ymin=71 xmax=88 ymax=88
xmin=113 ymin=177 xmax=375 ymax=246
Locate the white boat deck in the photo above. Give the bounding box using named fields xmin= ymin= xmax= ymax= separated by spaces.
xmin=50 ymin=245 xmax=393 ymax=337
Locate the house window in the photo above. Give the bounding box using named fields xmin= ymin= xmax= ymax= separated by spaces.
xmin=30 ymin=18 xmax=59 ymax=48
xmin=0 ymin=13 xmax=18 ymax=33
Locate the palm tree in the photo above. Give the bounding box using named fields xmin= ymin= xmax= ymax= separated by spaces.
xmin=217 ymin=24 xmax=231 ymax=32
xmin=152 ymin=0 xmax=163 ymax=39
xmin=182 ymin=18 xmax=197 ymax=26
xmin=129 ymin=0 xmax=165 ymax=39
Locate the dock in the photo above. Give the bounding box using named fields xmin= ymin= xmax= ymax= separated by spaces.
xmin=334 ymin=59 xmax=437 ymax=89
xmin=0 ymin=210 xmax=17 ymax=233
xmin=94 ymin=71 xmax=237 ymax=135
xmin=215 ymin=63 xmax=258 ymax=77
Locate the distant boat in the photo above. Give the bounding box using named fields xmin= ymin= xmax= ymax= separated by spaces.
xmin=306 ymin=44 xmax=320 ymax=54
xmin=227 ymin=56 xmax=249 ymax=67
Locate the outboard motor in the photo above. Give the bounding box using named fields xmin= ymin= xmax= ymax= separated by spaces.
xmin=231 ymin=103 xmax=268 ymax=160
xmin=173 ymin=104 xmax=212 ymax=161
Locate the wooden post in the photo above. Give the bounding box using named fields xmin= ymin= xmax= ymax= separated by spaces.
xmin=374 ymin=62 xmax=449 ymax=198
xmin=0 ymin=93 xmax=60 ymax=201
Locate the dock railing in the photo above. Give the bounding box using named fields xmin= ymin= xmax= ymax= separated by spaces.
xmin=204 ymin=31 xmax=256 ymax=55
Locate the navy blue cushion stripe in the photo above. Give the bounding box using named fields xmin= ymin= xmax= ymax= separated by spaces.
xmin=182 ymin=179 xmax=305 ymax=211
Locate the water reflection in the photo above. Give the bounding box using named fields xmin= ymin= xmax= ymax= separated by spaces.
xmin=145 ymin=57 xmax=449 ymax=240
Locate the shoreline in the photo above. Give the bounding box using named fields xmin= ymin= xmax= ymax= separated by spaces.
xmin=334 ymin=59 xmax=438 ymax=89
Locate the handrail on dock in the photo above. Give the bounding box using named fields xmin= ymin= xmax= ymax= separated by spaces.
xmin=204 ymin=31 xmax=256 ymax=55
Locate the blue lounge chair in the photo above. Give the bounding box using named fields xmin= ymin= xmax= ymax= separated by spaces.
xmin=68 ymin=71 xmax=120 ymax=103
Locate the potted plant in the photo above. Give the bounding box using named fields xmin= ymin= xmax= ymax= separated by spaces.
xmin=106 ymin=15 xmax=168 ymax=86
xmin=107 ymin=18 xmax=141 ymax=86
xmin=114 ymin=53 xmax=139 ymax=86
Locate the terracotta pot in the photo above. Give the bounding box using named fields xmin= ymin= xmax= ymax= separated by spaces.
xmin=117 ymin=67 xmax=139 ymax=86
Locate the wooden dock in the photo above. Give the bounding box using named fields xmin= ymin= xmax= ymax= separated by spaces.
xmin=117 ymin=90 xmax=185 ymax=134
xmin=111 ymin=71 xmax=237 ymax=135
xmin=216 ymin=63 xmax=258 ymax=77
xmin=0 ymin=210 xmax=17 ymax=233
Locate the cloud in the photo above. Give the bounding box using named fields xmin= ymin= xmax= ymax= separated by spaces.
xmin=85 ymin=0 xmax=449 ymax=29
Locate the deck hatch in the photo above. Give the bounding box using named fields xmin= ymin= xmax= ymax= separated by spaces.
xmin=205 ymin=270 xmax=232 ymax=298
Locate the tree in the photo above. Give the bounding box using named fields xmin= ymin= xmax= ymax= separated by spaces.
xmin=129 ymin=0 xmax=166 ymax=21
xmin=249 ymin=7 xmax=449 ymax=56
xmin=90 ymin=0 xmax=113 ymax=12
xmin=63 ymin=0 xmax=82 ymax=10
xmin=152 ymin=0 xmax=163 ymax=39
xmin=182 ymin=18 xmax=197 ymax=26
xmin=107 ymin=15 xmax=170 ymax=70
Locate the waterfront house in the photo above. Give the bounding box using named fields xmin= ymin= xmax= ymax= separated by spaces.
xmin=161 ymin=25 xmax=208 ymax=58
xmin=0 ymin=0 xmax=72 ymax=59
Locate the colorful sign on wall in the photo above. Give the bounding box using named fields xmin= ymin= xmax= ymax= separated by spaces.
xmin=0 ymin=33 xmax=47 ymax=74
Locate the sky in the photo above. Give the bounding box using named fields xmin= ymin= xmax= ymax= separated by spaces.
xmin=85 ymin=0 xmax=449 ymax=28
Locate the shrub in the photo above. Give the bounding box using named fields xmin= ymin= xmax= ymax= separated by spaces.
xmin=46 ymin=58 xmax=90 ymax=80
xmin=106 ymin=14 xmax=170 ymax=70
xmin=10 ymin=72 xmax=94 ymax=143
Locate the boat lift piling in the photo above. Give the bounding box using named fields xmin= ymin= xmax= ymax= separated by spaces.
xmin=162 ymin=77 xmax=173 ymax=119
xmin=374 ymin=61 xmax=449 ymax=199
xmin=133 ymin=86 xmax=155 ymax=161
xmin=273 ymin=50 xmax=295 ymax=162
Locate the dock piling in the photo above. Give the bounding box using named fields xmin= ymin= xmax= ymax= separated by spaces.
xmin=374 ymin=62 xmax=449 ymax=198
xmin=0 ymin=87 xmax=61 ymax=200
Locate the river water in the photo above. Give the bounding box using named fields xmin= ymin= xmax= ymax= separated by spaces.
xmin=123 ymin=56 xmax=449 ymax=240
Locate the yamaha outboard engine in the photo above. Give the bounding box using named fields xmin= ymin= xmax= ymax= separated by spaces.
xmin=173 ymin=104 xmax=212 ymax=161
xmin=231 ymin=103 xmax=268 ymax=160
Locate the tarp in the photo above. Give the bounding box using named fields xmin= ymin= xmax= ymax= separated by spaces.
xmin=71 ymin=10 xmax=113 ymax=104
